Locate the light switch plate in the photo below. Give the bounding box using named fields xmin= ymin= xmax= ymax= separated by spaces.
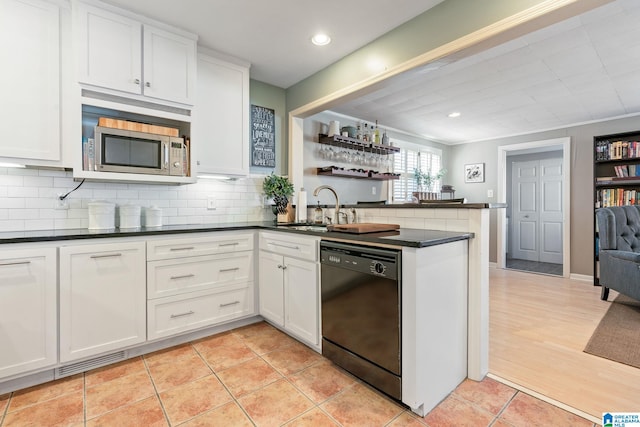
xmin=207 ymin=196 xmax=216 ymax=210
xmin=487 ymin=189 xmax=494 ymax=198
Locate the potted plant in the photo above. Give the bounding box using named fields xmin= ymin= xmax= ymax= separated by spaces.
xmin=414 ymin=168 xmax=447 ymax=201
xmin=263 ymin=173 xmax=294 ymax=222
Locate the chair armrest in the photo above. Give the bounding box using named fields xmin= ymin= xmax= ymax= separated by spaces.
xmin=596 ymin=208 xmax=616 ymax=250
xmin=603 ymin=250 xmax=640 ymax=263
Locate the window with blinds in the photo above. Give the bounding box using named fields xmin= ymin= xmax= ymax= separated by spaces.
xmin=392 ymin=147 xmax=442 ymax=202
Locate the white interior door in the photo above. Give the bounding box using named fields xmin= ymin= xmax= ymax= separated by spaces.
xmin=512 ymin=161 xmax=539 ymax=261
xmin=539 ymin=158 xmax=563 ymax=264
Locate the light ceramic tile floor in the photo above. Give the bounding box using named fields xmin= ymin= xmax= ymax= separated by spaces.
xmin=0 ymin=322 xmax=596 ymax=427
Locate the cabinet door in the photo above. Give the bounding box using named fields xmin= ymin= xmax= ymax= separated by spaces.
xmin=284 ymin=257 xmax=319 ymax=346
xmin=59 ymin=241 xmax=146 ymax=362
xmin=76 ymin=3 xmax=142 ymax=94
xmin=193 ymin=53 xmax=249 ymax=176
xmin=258 ymin=251 xmax=284 ymax=326
xmin=0 ymin=0 xmax=60 ymax=161
xmin=143 ymin=25 xmax=196 ymax=105
xmin=0 ymin=247 xmax=57 ymax=378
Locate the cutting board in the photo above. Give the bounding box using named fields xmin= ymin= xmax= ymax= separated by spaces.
xmin=327 ymin=223 xmax=400 ymax=234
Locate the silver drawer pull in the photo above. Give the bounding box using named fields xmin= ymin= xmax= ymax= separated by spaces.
xmin=220 ymin=267 xmax=240 ymax=272
xmin=170 ymin=274 xmax=195 ymax=280
xmin=271 ymin=242 xmax=300 ymax=250
xmin=220 ymin=301 xmax=240 ymax=307
xmin=170 ymin=310 xmax=194 ymax=319
xmin=0 ymin=260 xmax=31 ymax=267
xmin=90 ymin=253 xmax=122 ymax=259
xmin=170 ymin=247 xmax=194 ymax=251
xmin=219 ymin=242 xmax=239 ymax=247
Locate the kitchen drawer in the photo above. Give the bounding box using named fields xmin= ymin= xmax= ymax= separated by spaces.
xmin=147 ymin=252 xmax=254 ymax=299
xmin=147 ymin=286 xmax=254 ymax=339
xmin=259 ymin=231 xmax=318 ymax=262
xmin=146 ymin=232 xmax=254 ymax=261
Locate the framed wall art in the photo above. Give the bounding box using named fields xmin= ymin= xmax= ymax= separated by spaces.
xmin=464 ymin=163 xmax=485 ymax=183
xmin=250 ymin=105 xmax=276 ymax=168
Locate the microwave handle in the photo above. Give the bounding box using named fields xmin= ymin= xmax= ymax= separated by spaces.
xmin=164 ymin=141 xmax=169 ymax=170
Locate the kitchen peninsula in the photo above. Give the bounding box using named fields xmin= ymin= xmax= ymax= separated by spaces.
xmin=0 ymin=203 xmax=494 ymax=416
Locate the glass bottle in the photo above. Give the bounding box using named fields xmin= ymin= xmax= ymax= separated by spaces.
xmin=314 ymin=202 xmax=324 ymax=224
xmin=374 ymin=120 xmax=380 ymax=144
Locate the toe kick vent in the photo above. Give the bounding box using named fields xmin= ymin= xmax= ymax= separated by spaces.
xmin=55 ymin=351 xmax=126 ymax=378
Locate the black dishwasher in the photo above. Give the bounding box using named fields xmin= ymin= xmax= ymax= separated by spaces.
xmin=320 ymin=241 xmax=401 ymax=399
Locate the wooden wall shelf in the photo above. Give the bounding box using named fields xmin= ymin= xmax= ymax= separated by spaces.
xmin=317 ymin=167 xmax=399 ymax=181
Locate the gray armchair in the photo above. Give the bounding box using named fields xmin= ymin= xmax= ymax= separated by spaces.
xmin=595 ymin=206 xmax=640 ymax=301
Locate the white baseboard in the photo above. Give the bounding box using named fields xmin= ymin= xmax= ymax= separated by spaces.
xmin=569 ymin=273 xmax=593 ymax=282
xmin=489 ymin=262 xmax=497 ymax=269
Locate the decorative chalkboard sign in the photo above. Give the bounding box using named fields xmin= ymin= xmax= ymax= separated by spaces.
xmin=251 ymin=105 xmax=276 ymax=168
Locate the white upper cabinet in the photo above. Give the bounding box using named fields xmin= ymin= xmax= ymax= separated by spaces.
xmin=76 ymin=4 xmax=141 ymax=94
xmin=75 ymin=2 xmax=196 ymax=105
xmin=143 ymin=25 xmax=196 ymax=105
xmin=193 ymin=52 xmax=250 ymax=177
xmin=0 ymin=0 xmax=65 ymax=163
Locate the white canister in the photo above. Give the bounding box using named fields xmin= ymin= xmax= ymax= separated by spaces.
xmin=88 ymin=201 xmax=116 ymax=230
xmin=328 ymin=120 xmax=340 ymax=137
xmin=144 ymin=206 xmax=162 ymax=227
xmin=119 ymin=205 xmax=141 ymax=229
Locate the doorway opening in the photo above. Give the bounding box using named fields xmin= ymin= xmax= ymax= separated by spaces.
xmin=497 ymin=137 xmax=571 ymax=278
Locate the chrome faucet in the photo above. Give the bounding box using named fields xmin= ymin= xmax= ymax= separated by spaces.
xmin=313 ymin=185 xmax=340 ymax=225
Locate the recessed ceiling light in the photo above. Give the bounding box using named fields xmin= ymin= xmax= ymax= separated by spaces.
xmin=311 ymin=33 xmax=331 ymax=46
xmin=448 ymin=112 xmax=461 ymax=118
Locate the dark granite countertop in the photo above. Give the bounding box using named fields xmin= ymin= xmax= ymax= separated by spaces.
xmin=308 ymin=202 xmax=507 ymax=209
xmin=0 ymin=221 xmax=473 ymax=248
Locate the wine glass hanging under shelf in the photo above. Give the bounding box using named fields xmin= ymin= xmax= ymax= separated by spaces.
xmin=318 ymin=134 xmax=400 ymax=155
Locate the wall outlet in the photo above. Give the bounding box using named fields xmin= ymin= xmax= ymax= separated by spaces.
xmin=487 ymin=189 xmax=494 ymax=198
xmin=56 ymin=194 xmax=69 ymax=210
xmin=372 ymin=186 xmax=377 ymax=195
xmin=207 ymin=196 xmax=216 ymax=210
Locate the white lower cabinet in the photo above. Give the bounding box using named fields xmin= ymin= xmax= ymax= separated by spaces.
xmin=0 ymin=247 xmax=57 ymax=379
xmin=146 ymin=232 xmax=255 ymax=339
xmin=258 ymin=232 xmax=320 ymax=347
xmin=148 ymin=286 xmax=253 ymax=339
xmin=59 ymin=240 xmax=146 ymax=363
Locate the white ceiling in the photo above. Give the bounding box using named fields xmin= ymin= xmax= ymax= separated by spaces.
xmin=102 ymin=0 xmax=640 ymax=145
xmin=101 ymin=0 xmax=445 ymax=89
xmin=334 ymin=0 xmax=640 ymax=144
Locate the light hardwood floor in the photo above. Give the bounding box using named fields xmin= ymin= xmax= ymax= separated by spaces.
xmin=489 ymin=267 xmax=640 ymax=419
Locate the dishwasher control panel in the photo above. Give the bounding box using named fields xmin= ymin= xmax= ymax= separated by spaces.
xmin=320 ymin=241 xmax=399 ymax=279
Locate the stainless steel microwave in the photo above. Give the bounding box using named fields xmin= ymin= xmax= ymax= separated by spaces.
xmin=94 ymin=126 xmax=187 ymax=176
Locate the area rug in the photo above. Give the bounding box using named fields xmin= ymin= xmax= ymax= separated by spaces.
xmin=584 ymin=294 xmax=640 ymax=369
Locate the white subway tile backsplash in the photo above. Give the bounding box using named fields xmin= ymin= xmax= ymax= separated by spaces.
xmin=0 ymin=169 xmax=271 ymax=232
xmin=24 ymin=219 xmax=55 ymax=230
xmin=0 ymin=219 xmax=25 ymax=231
xmin=8 ymin=186 xmax=39 ymax=198
xmin=0 ymin=197 xmax=26 ymax=209
xmin=23 ymin=176 xmax=53 ymax=187
xmin=9 ymin=209 xmax=39 ymax=220
xmin=25 ymin=198 xmax=55 ymax=209
xmin=0 ymin=175 xmax=25 ymax=187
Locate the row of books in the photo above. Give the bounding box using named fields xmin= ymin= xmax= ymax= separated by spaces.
xmin=613 ymin=164 xmax=640 ymax=177
xmin=595 ymin=139 xmax=640 ymax=161
xmin=596 ymin=188 xmax=640 ymax=208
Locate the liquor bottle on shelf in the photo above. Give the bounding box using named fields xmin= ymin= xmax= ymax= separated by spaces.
xmin=373 ymin=120 xmax=380 ymax=144
xmin=363 ymin=123 xmax=370 ymax=142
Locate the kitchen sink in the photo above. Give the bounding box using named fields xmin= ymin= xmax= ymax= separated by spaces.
xmin=278 ymin=224 xmax=328 ymax=232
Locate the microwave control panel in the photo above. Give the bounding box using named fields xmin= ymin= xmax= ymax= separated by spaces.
xmin=169 ymin=141 xmax=187 ymax=176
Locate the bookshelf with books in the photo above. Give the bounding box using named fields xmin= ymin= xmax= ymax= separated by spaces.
xmin=593 ymin=130 xmax=640 ymax=285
